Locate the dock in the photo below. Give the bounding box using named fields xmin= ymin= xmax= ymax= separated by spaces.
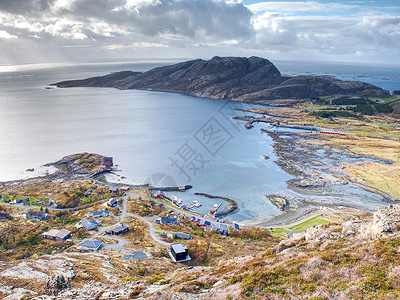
xmin=149 ymin=185 xmax=193 ymax=192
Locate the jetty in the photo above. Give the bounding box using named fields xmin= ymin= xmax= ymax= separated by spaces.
xmin=149 ymin=185 xmax=193 ymax=192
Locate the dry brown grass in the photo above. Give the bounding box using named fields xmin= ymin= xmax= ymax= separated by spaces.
xmin=127 ymin=197 xmax=163 ymax=217
xmin=66 ymin=152 xmax=105 ymax=173
xmin=0 ymin=179 xmax=117 ymax=208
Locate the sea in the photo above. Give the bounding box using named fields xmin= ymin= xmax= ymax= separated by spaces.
xmin=0 ymin=59 xmax=399 ymax=223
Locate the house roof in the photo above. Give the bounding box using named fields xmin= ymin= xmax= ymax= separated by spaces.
xmin=161 ymin=216 xmax=177 ymax=223
xmin=42 ymin=229 xmax=71 ymax=239
xmin=171 ymin=243 xmax=187 ymax=253
xmin=78 ymin=239 xmax=103 ymax=250
xmin=92 ymin=209 xmax=109 ymax=217
xmin=81 ymin=218 xmax=97 ymax=230
xmin=112 ymin=223 xmax=129 ymax=233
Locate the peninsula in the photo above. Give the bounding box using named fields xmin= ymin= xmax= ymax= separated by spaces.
xmin=53 ymin=56 xmax=390 ymax=105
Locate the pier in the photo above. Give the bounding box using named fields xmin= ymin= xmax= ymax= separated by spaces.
xmin=149 ymin=185 xmax=193 ymax=192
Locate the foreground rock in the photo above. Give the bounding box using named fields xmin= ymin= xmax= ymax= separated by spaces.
xmin=53 ymin=56 xmax=390 ymax=105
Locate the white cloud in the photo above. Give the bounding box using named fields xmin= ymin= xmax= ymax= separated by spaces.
xmin=103 ymin=41 xmax=168 ymax=50
xmin=247 ymin=1 xmax=357 ymax=14
xmin=0 ymin=29 xmax=16 ymax=39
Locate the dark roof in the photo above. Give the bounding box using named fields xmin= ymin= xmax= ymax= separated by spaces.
xmin=161 ymin=216 xmax=177 ymax=224
xmin=78 ymin=239 xmax=103 ymax=250
xmin=80 ymin=218 xmax=98 ymax=230
xmin=111 ymin=223 xmax=129 ymax=234
xmin=91 ymin=209 xmax=109 ymax=218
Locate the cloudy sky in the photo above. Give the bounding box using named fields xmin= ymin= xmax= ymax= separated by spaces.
xmin=0 ymin=0 xmax=399 ymax=65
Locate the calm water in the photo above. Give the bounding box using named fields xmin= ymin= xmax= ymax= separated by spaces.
xmin=0 ymin=59 xmax=398 ymax=222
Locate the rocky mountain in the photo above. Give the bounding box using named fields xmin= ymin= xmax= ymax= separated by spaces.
xmin=53 ymin=56 xmax=390 ymax=104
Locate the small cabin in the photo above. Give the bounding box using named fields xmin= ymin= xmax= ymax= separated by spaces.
xmin=87 ymin=209 xmax=109 ymax=218
xmin=107 ymin=198 xmax=118 ymax=207
xmin=78 ymin=239 xmax=103 ymax=251
xmin=157 ymin=216 xmax=178 ymax=225
xmin=42 ymin=229 xmax=71 ymax=241
xmin=79 ymin=218 xmax=98 ymax=231
xmin=106 ymin=223 xmax=129 ymax=235
xmin=104 ymin=157 xmax=113 ymax=166
xmin=109 ymin=187 xmax=119 ymax=194
xmin=170 ymin=243 xmax=190 ymax=262
xmin=26 ymin=210 xmax=46 ymax=221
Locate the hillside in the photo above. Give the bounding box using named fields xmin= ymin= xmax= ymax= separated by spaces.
xmin=1 ymin=204 xmax=399 ymax=299
xmin=53 ymin=56 xmax=390 ymax=105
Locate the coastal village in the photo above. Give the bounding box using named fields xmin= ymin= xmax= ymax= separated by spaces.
xmin=1 ymin=93 xmax=400 ymax=298
xmin=0 ymin=155 xmax=237 ymax=263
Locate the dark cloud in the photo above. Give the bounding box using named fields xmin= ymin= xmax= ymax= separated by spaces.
xmin=0 ymin=0 xmax=54 ymax=15
xmin=57 ymin=0 xmax=254 ymax=42
xmin=0 ymin=0 xmax=399 ymax=64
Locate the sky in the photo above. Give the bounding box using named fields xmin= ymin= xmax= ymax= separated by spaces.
xmin=0 ymin=0 xmax=399 ymax=65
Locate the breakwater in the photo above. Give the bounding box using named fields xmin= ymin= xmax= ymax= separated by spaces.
xmin=194 ymin=192 xmax=239 ymax=217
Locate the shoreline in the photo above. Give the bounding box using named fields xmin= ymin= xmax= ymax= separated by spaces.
xmin=1 ymin=108 xmax=398 ymax=227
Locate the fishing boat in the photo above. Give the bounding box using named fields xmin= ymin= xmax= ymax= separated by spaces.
xmin=193 ymin=200 xmax=202 ymax=207
xmin=173 ymin=196 xmax=183 ymax=204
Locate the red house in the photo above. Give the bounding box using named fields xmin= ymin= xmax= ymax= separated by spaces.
xmin=104 ymin=157 xmax=113 ymax=166
xmin=109 ymin=187 xmax=119 ymax=194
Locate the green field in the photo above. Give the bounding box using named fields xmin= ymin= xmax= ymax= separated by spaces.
xmin=270 ymin=216 xmax=331 ymax=237
xmin=368 ymin=95 xmax=400 ymax=103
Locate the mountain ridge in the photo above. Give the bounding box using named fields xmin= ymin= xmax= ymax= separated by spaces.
xmin=53 ymin=56 xmax=390 ymax=104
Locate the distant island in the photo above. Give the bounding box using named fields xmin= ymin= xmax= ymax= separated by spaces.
xmin=53 ymin=56 xmax=390 ymax=105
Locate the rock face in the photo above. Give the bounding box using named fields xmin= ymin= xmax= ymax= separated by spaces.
xmin=347 ymin=204 xmax=400 ymax=239
xmin=280 ymin=204 xmax=400 ymax=250
xmin=53 ymin=56 xmax=390 ymax=104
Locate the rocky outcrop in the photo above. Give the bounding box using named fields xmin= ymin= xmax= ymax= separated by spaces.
xmin=43 ymin=275 xmax=73 ymax=296
xmin=53 ymin=56 xmax=390 ymax=104
xmin=279 ymin=204 xmax=400 ymax=253
xmin=345 ymin=204 xmax=400 ymax=239
xmin=267 ymin=195 xmax=289 ymax=210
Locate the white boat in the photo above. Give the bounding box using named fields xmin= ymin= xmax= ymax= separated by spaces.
xmin=192 ymin=200 xmax=202 ymax=208
xmin=173 ymin=196 xmax=183 ymax=204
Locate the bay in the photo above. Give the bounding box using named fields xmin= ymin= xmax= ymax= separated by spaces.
xmin=0 ymin=59 xmax=398 ymax=222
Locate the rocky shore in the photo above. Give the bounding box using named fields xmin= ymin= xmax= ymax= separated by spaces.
xmin=259 ymin=127 xmax=396 ymax=220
